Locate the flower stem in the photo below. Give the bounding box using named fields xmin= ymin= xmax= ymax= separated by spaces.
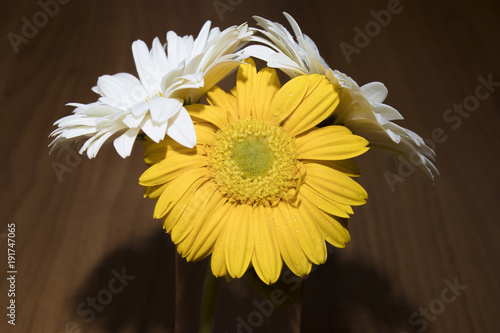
xmin=199 ymin=265 xmax=220 ymax=333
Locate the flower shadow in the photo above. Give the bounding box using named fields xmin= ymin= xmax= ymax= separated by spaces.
xmin=72 ymin=230 xmax=178 ymax=333
xmin=301 ymin=251 xmax=421 ymax=333
xmin=72 ymin=232 xmax=421 ymax=333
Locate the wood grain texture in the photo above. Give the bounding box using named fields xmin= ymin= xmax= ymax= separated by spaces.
xmin=1 ymin=0 xmax=499 ymax=332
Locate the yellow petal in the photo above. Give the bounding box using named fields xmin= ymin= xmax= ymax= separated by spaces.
xmin=268 ymin=75 xmax=310 ymax=125
xmin=288 ymin=197 xmax=327 ymax=265
xmin=295 ymin=126 xmax=369 ymax=160
xmin=282 ymin=80 xmax=339 ymax=136
xmin=162 ymin=175 xmax=209 ymax=232
xmin=195 ymin=60 xmax=242 ymax=102
xmin=186 ymin=104 xmax=228 ymax=130
xmin=206 ymin=85 xmax=238 ymax=124
xmin=271 ymin=75 xmax=339 ymax=135
xmin=274 ymin=201 xmax=312 ymax=276
xmin=251 ymin=205 xmax=282 ymax=284
xmin=211 ymin=216 xmax=231 ymax=278
xmin=195 ymin=123 xmax=217 ymax=146
xmin=253 ymin=67 xmax=281 ymax=121
xmin=190 ymin=200 xmax=232 ymax=262
xmin=144 ymin=183 xmax=168 ymax=200
xmin=152 ymin=168 xmax=208 ymax=222
xmin=225 ymin=204 xmax=254 ymax=278
xmin=300 ymin=182 xmax=352 ymax=218
xmin=143 ymin=138 xmax=195 ymax=165
xmin=302 ymin=159 xmax=361 ymax=177
xmin=300 ymin=196 xmax=351 ymax=248
xmin=170 ymin=182 xmax=219 ymax=246
xmin=139 ymin=154 xmax=208 ymax=187
xmin=304 ymin=163 xmax=368 ymax=206
xmin=143 ymin=142 xmax=167 ymax=165
xmin=236 ymin=58 xmax=258 ymax=119
xmin=177 ymin=187 xmax=227 ymax=261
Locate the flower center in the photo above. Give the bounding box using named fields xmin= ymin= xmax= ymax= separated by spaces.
xmin=233 ymin=138 xmax=273 ymax=177
xmin=209 ymin=118 xmax=298 ymax=206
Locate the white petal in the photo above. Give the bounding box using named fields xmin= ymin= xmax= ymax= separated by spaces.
xmin=96 ymin=73 xmax=145 ymax=106
xmin=141 ymin=116 xmax=168 ymax=143
xmin=375 ymin=113 xmax=390 ymax=125
xmin=373 ymin=103 xmax=404 ymax=121
xmin=301 ymin=34 xmax=321 ymax=59
xmin=385 ymin=128 xmax=401 ymax=143
xmin=267 ymin=53 xmax=309 ymax=75
xmin=131 ymin=102 xmax=149 ymax=116
xmin=54 ymin=116 xmax=98 ymax=127
xmin=113 ymin=73 xmax=148 ymax=102
xmin=150 ymin=37 xmax=169 ymax=74
xmin=304 ymin=55 xmax=328 ymax=75
xmin=161 ymin=66 xmax=185 ymax=94
xmin=148 ymin=96 xmax=183 ymax=123
xmin=59 ymin=127 xmax=98 ymax=138
xmin=283 ymin=12 xmax=303 ymax=39
xmin=91 ymin=85 xmax=102 ymax=95
xmin=361 ymin=82 xmax=388 ymax=103
xmin=82 ymin=130 xmax=115 ymax=159
xmin=113 ymin=127 xmax=141 ymax=158
xmin=190 ymin=21 xmax=212 ymax=59
xmin=96 ymin=75 xmax=124 ymax=97
xmin=123 ymin=103 xmax=148 ymax=128
xmin=166 ymin=31 xmax=193 ymax=69
xmin=166 ymin=31 xmax=181 ymax=68
xmin=166 ymin=107 xmax=196 ymax=148
xmin=165 ymin=73 xmax=204 ymax=98
xmin=132 ymin=40 xmax=159 ymax=92
xmin=183 ymin=53 xmax=205 ymax=75
xmin=207 ymin=26 xmax=221 ymax=42
xmin=190 ymin=60 xmax=240 ymax=102
xmin=122 ymin=113 xmax=144 ymax=128
xmin=241 ymin=44 xmax=277 ymax=62
xmin=67 ymin=102 xmax=121 ymax=117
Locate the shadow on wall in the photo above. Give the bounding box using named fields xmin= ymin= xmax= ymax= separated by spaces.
xmin=72 ymin=230 xmax=178 ymax=332
xmin=302 ymin=253 xmax=420 ymax=333
xmin=72 ymin=232 xmax=419 ymax=333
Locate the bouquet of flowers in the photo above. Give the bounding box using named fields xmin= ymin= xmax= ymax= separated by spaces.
xmin=49 ymin=13 xmax=437 ymax=332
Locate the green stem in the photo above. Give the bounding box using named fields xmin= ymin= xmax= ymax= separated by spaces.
xmin=199 ymin=265 xmax=220 ymax=333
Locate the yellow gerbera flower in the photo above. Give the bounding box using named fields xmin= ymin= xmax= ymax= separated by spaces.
xmin=139 ymin=58 xmax=369 ymax=284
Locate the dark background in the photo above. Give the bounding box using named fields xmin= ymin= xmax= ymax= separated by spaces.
xmin=1 ymin=0 xmax=499 ymax=332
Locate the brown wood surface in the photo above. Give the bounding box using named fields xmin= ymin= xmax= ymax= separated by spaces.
xmin=1 ymin=0 xmax=499 ymax=332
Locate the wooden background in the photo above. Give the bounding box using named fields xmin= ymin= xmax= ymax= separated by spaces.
xmin=1 ymin=0 xmax=499 ymax=332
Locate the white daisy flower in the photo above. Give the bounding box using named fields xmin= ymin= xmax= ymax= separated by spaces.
xmin=243 ymin=13 xmax=438 ymax=179
xmin=50 ymin=21 xmax=253 ymax=158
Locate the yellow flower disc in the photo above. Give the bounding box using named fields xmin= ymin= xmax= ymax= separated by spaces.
xmin=210 ymin=118 xmax=297 ymax=206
